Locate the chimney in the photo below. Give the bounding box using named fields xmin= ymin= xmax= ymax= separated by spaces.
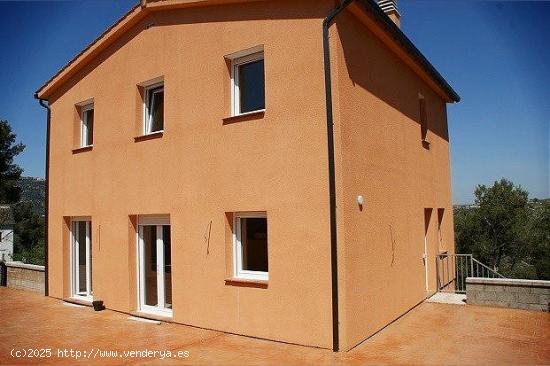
xmin=378 ymin=0 xmax=401 ymax=28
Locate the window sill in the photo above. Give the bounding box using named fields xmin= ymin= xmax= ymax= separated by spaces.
xmin=134 ymin=131 xmax=163 ymax=142
xmin=224 ymin=277 xmax=268 ymax=289
xmin=130 ymin=311 xmax=173 ymax=322
xmin=223 ymin=110 xmax=265 ymax=124
xmin=72 ymin=145 xmax=93 ymax=154
xmin=63 ymin=297 xmax=93 ymax=307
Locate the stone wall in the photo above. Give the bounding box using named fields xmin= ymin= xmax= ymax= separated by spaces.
xmin=5 ymin=261 xmax=45 ymax=294
xmin=466 ymin=277 xmax=549 ymax=312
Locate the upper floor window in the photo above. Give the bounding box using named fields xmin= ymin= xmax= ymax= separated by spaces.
xmin=144 ymin=83 xmax=164 ymax=134
xmin=418 ymin=94 xmax=428 ymax=142
xmin=80 ymin=103 xmax=94 ymax=148
xmin=231 ymin=51 xmax=265 ymax=116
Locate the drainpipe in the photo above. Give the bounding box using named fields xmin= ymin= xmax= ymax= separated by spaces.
xmin=323 ymin=0 xmax=354 ymax=353
xmin=34 ymin=93 xmax=50 ymax=297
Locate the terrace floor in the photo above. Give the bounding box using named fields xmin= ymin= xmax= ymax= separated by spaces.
xmin=0 ymin=287 xmax=548 ymax=365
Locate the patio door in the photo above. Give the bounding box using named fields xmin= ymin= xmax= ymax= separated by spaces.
xmin=138 ymin=216 xmax=172 ymax=315
xmin=71 ymin=219 xmax=92 ymax=300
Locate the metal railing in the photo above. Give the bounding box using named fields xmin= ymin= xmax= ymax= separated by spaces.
xmin=436 ymin=253 xmax=505 ymax=293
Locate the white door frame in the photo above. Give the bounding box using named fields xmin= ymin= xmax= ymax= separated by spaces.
xmin=137 ymin=216 xmax=171 ymax=316
xmin=424 ymin=234 xmax=429 ymax=292
xmin=71 ymin=219 xmax=92 ymax=301
xmin=423 ymin=209 xmax=433 ymax=293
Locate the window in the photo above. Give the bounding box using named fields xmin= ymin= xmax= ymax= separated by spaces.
xmin=144 ymin=83 xmax=164 ymax=134
xmin=231 ymin=51 xmax=265 ymax=116
xmin=80 ymin=104 xmax=94 ymax=147
xmin=71 ymin=219 xmax=92 ymax=300
xmin=137 ymin=215 xmax=172 ymax=315
xmin=233 ymin=212 xmax=268 ymax=280
xmin=419 ymin=94 xmax=428 ymax=142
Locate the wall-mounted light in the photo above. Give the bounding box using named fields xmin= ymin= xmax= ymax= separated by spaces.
xmin=357 ymin=195 xmax=364 ymax=210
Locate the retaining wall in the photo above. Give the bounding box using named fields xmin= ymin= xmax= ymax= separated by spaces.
xmin=5 ymin=261 xmax=45 ymax=294
xmin=466 ymin=277 xmax=549 ymax=312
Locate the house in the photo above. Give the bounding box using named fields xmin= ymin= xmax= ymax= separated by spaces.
xmin=0 ymin=206 xmax=15 ymax=262
xmin=35 ymin=0 xmax=459 ymax=351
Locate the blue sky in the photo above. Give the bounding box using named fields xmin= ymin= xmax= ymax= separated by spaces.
xmin=0 ymin=1 xmax=548 ymax=204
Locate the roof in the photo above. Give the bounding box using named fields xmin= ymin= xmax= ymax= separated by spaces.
xmin=0 ymin=205 xmax=14 ymax=225
xmin=356 ymin=0 xmax=460 ymax=102
xmin=35 ymin=0 xmax=459 ymax=103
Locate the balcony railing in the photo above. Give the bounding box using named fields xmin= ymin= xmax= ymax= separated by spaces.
xmin=436 ymin=253 xmax=505 ymax=293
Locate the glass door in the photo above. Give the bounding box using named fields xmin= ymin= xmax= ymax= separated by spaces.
xmin=138 ymin=216 xmax=172 ymax=315
xmin=72 ymin=219 xmax=92 ymax=300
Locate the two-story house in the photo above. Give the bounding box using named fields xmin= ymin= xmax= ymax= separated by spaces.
xmin=35 ymin=0 xmax=459 ymax=351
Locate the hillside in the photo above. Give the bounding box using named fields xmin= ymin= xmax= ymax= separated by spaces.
xmin=17 ymin=177 xmax=45 ymax=215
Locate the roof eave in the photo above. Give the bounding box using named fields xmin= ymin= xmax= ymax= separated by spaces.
xmin=355 ymin=0 xmax=460 ymax=103
xmin=36 ymin=0 xmax=460 ymax=103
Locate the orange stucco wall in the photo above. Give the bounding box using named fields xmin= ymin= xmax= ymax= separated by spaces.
xmin=47 ymin=0 xmax=336 ymax=349
xmin=331 ymin=11 xmax=455 ymax=350
xmin=45 ymin=0 xmax=455 ymax=351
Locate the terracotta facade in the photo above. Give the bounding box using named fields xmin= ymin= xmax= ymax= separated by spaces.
xmin=37 ymin=0 xmax=457 ymax=351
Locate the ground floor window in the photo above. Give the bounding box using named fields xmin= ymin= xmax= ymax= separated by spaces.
xmin=71 ymin=219 xmax=92 ymax=300
xmin=138 ymin=215 xmax=172 ymax=315
xmin=233 ymin=212 xmax=268 ymax=281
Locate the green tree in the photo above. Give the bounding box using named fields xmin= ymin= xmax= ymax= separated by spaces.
xmin=455 ymin=179 xmax=549 ymax=280
xmin=0 ymin=120 xmax=44 ymax=265
xmin=0 ymin=120 xmax=25 ymax=204
xmin=527 ymin=201 xmax=550 ymax=280
xmin=12 ymin=201 xmax=45 ymax=265
xmin=474 ymin=179 xmax=529 ymax=272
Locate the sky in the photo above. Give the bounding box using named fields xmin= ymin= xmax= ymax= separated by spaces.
xmin=0 ymin=1 xmax=548 ymax=204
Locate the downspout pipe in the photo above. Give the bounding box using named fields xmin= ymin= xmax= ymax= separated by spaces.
xmin=323 ymin=0 xmax=354 ymax=353
xmin=34 ymin=93 xmax=50 ymax=297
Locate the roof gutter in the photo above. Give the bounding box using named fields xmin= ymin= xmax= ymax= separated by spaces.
xmin=34 ymin=94 xmax=50 ymax=297
xmin=323 ymin=0 xmax=355 ymax=353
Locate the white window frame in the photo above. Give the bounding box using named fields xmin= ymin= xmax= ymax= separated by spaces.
xmin=80 ymin=103 xmax=94 ymax=148
xmin=231 ymin=51 xmax=265 ymax=117
xmin=70 ymin=218 xmax=92 ymax=302
xmin=233 ymin=211 xmax=268 ymax=281
xmin=143 ymin=82 xmax=164 ymax=135
xmin=137 ymin=215 xmax=172 ymax=317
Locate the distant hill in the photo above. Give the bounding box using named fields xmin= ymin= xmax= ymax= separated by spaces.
xmin=17 ymin=177 xmax=45 ymax=215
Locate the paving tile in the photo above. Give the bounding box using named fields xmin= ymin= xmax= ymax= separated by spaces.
xmin=0 ymin=287 xmax=548 ymax=365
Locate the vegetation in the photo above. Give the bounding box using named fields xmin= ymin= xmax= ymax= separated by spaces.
xmin=455 ymin=179 xmax=549 ymax=280
xmin=0 ymin=120 xmax=45 ymax=265
xmin=18 ymin=177 xmax=46 ymax=215
xmin=0 ymin=120 xmax=25 ymax=204
xmin=11 ymin=202 xmax=45 ymax=265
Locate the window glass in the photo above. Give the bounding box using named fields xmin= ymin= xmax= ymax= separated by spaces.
xmin=147 ymin=87 xmax=164 ymax=133
xmin=84 ymin=108 xmax=94 ymax=146
xmin=143 ymin=225 xmax=158 ymax=307
xmin=77 ymin=221 xmax=87 ymax=293
xmin=237 ymin=59 xmax=265 ymax=114
xmin=240 ymin=217 xmax=268 ymax=272
xmin=163 ymin=225 xmax=172 ymax=308
xmin=89 ymin=223 xmax=93 ymax=294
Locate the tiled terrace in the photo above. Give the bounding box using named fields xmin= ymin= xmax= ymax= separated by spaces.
xmin=0 ymin=287 xmax=548 ymax=365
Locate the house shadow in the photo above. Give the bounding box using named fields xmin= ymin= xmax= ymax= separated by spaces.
xmin=334 ymin=11 xmax=450 ymax=143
